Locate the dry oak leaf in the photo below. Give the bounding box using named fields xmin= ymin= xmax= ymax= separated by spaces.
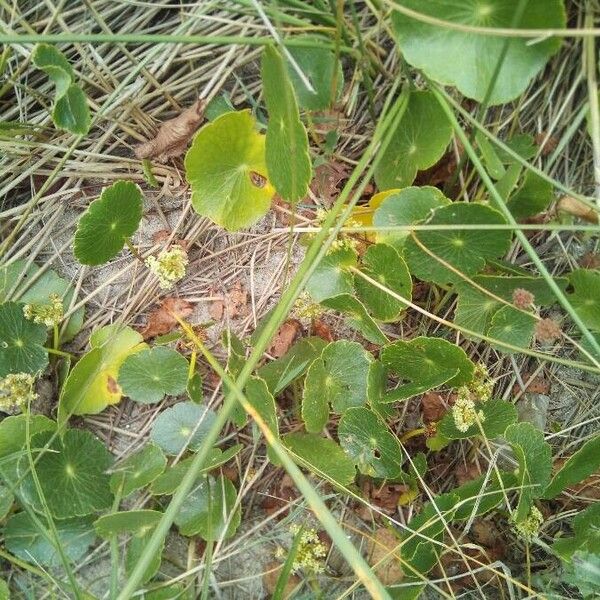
xmin=263 ymin=561 xmax=301 ymax=598
xmin=135 ymin=99 xmax=205 ymax=162
xmin=366 ymin=527 xmax=404 ymax=585
xmin=140 ymin=297 xmax=194 ymax=339
xmin=268 ymin=320 xmax=303 ymax=358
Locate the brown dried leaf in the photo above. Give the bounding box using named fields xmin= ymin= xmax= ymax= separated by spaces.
xmin=553 ymin=458 xmax=600 ymax=500
xmin=580 ymin=251 xmax=600 ymax=270
xmin=263 ymin=561 xmax=300 ymax=599
xmin=557 ymin=196 xmax=599 ymax=224
xmin=135 ymin=99 xmax=205 ymax=162
xmin=366 ymin=528 xmax=404 ymax=585
xmin=268 ymin=320 xmax=303 ymax=358
xmin=361 ymin=480 xmax=407 ymax=516
xmin=310 ymin=161 xmax=348 ymax=207
xmin=209 ymin=282 xmax=248 ymax=321
xmin=455 ymin=461 xmax=482 ymax=486
xmin=420 ymin=391 xmax=447 ymax=424
xmin=311 ymin=318 xmax=334 ymax=342
xmin=262 ymin=473 xmax=299 ymax=519
xmin=512 ymin=373 xmax=550 ymax=396
xmin=152 ymin=229 xmax=190 ymax=252
xmin=140 ymin=297 xmax=194 ymax=339
xmin=535 ymin=132 xmax=559 ymax=156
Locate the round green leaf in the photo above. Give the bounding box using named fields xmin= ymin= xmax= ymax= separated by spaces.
xmin=381 ymin=336 xmax=475 ymax=388
xmin=58 ymin=324 xmax=146 ymax=425
xmin=305 ymin=246 xmax=357 ymax=302
xmin=0 ymin=302 xmax=48 ymax=377
xmin=94 ymin=510 xmax=163 ymax=538
xmin=404 ymin=203 xmax=512 ymax=284
xmin=74 ymin=180 xmax=143 ymax=265
xmin=118 ymin=346 xmax=188 ymax=404
xmin=174 ymin=475 xmax=241 ymax=541
xmin=568 ymin=269 xmax=600 ymax=332
xmin=374 ymin=91 xmax=452 ymax=189
xmin=286 ymin=38 xmax=343 ymax=110
xmin=391 ymin=0 xmax=566 ymax=105
xmin=438 ymin=399 xmax=517 ymax=440
xmin=372 ymin=186 xmax=450 ymax=250
xmin=262 ymin=45 xmax=312 ymax=203
xmin=282 ymin=432 xmax=356 ymax=487
xmin=0 ymin=259 xmax=85 ymax=343
xmin=5 ymin=512 xmax=95 ymax=567
xmin=54 ymin=84 xmax=91 ymax=136
xmin=109 ymin=442 xmax=167 ymax=497
xmin=185 ymin=110 xmax=275 ymax=231
xmin=487 ymin=305 xmax=537 ymax=352
xmin=355 ymin=243 xmax=412 ymax=321
xmin=150 ymin=401 xmax=218 ymax=455
xmin=506 ymin=171 xmax=554 ymax=219
xmin=19 ymin=429 xmax=114 ymax=519
xmin=338 ymin=407 xmax=403 ymax=479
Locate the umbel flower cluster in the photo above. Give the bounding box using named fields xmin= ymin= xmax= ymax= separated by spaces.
xmin=0 ymin=373 xmax=37 ymax=412
xmin=23 ymin=293 xmax=63 ymax=327
xmin=452 ymin=363 xmax=494 ymax=433
xmin=288 ymin=524 xmax=328 ymax=573
xmin=512 ymin=505 xmax=544 ymax=541
xmin=145 ymin=245 xmax=188 ymax=289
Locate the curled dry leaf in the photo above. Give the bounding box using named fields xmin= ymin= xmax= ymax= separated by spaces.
xmin=140 ymin=297 xmax=194 ymax=339
xmin=557 ymin=196 xmax=599 ymax=224
xmin=454 ymin=460 xmax=483 ymax=486
xmin=311 ymin=318 xmax=334 ymax=342
xmin=366 ymin=527 xmax=404 ymax=585
xmin=360 ymin=480 xmax=407 ymax=516
xmin=261 ymin=473 xmax=299 ymax=519
xmin=268 ymin=320 xmax=303 ymax=358
xmin=135 ymin=99 xmax=205 ymax=162
xmin=263 ymin=561 xmax=301 ymax=598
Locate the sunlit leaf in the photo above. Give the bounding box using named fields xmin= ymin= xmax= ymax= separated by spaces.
xmin=321 ymin=294 xmax=387 ymax=344
xmin=185 ymin=110 xmax=275 ymax=231
xmin=372 ymin=186 xmax=450 ymax=250
xmin=74 ymin=181 xmax=143 ymax=266
xmin=0 ymin=302 xmax=48 ymax=376
xmin=19 ymin=429 xmax=113 ymax=519
xmin=58 ymin=324 xmax=146 ymax=425
xmin=118 ymin=346 xmax=188 ymax=404
xmin=351 ymin=188 xmax=400 ymax=233
xmin=5 ymin=512 xmax=95 ymax=567
xmin=174 ymin=475 xmax=241 ymax=541
xmin=568 ymin=269 xmax=600 ymax=332
xmin=338 ymin=407 xmax=403 ymax=478
xmin=109 ymin=442 xmax=167 ymax=497
xmin=355 ymin=243 xmax=412 ymax=321
xmin=305 ymin=246 xmax=357 ymax=302
xmin=150 ymin=401 xmax=218 ymax=455
xmin=374 ymin=91 xmax=452 ymax=189
xmin=404 ymin=203 xmax=512 ymax=284
xmin=262 ymin=45 xmax=311 ymax=202
xmin=391 ymin=0 xmax=566 ymax=105
xmin=282 ymin=432 xmax=356 ymax=487
xmin=94 ymin=510 xmax=163 ymax=538
xmin=505 ymin=422 xmax=552 ymax=521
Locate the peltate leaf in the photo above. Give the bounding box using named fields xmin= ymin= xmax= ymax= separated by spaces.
xmin=305 ymin=246 xmax=357 ymax=302
xmin=109 ymin=442 xmax=167 ymax=497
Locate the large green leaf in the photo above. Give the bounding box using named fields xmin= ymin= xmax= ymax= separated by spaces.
xmin=74 ymin=181 xmax=143 ymax=266
xmin=109 ymin=442 xmax=167 ymax=497
xmin=568 ymin=269 xmax=600 ymax=332
xmin=32 ymin=44 xmax=91 ymax=134
xmin=150 ymin=402 xmax=218 ymax=455
xmin=0 ymin=302 xmax=48 ymax=376
xmin=174 ymin=475 xmax=241 ymax=541
xmin=19 ymin=429 xmax=113 ymax=519
xmin=118 ymin=346 xmax=188 ymax=404
xmin=374 ymin=91 xmax=452 ymax=189
xmin=391 ymin=0 xmax=566 ymax=105
xmin=262 ymin=45 xmax=311 ymax=203
xmin=286 ymin=38 xmax=343 ymax=110
xmin=282 ymin=432 xmax=356 ymax=487
xmin=0 ymin=259 xmax=84 ymax=343
xmin=505 ymin=422 xmax=552 ymax=521
xmin=5 ymin=512 xmax=95 ymax=567
xmin=305 ymin=246 xmax=357 ymax=302
xmin=338 ymin=407 xmax=403 ymax=478
xmin=355 ymin=243 xmax=412 ymax=321
xmin=58 ymin=324 xmax=146 ymax=425
xmin=372 ymin=186 xmax=451 ymax=250
xmin=404 ymin=203 xmax=512 ymax=284
xmin=438 ymin=399 xmax=517 ymax=439
xmin=302 ymin=340 xmax=372 ymax=432
xmin=185 ymin=110 xmax=275 ymax=231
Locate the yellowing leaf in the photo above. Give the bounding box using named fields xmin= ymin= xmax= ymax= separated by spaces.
xmin=350 ymin=189 xmax=400 ymax=240
xmin=58 ymin=324 xmax=146 ymax=426
xmin=185 ymin=110 xmax=275 ymax=231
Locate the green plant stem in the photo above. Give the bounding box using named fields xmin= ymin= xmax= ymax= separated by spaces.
xmin=585 ymin=5 xmax=600 ymax=204
xmin=432 ymin=86 xmax=600 ymax=359
xmin=117 ymin=83 xmax=410 ymax=600
xmin=273 ymin=525 xmax=304 ymax=600
xmin=44 ymin=347 xmax=75 ymax=360
xmin=124 ymin=238 xmax=144 ymax=263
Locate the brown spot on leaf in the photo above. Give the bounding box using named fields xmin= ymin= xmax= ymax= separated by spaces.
xmin=135 ymin=99 xmax=205 ymax=162
xmin=106 ymin=376 xmax=120 ymax=395
xmin=249 ymin=171 xmax=267 ymax=188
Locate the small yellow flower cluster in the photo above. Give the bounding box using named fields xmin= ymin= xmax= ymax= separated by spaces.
xmin=23 ymin=293 xmax=63 ymax=327
xmin=452 ymin=390 xmax=485 ymax=433
xmin=289 ymin=524 xmax=327 ymax=574
xmin=145 ymin=245 xmax=188 ymax=289
xmin=314 ymin=208 xmax=359 ymax=254
xmin=512 ymin=505 xmax=543 ymax=541
xmin=292 ymin=291 xmax=323 ymax=319
xmin=469 ymin=363 xmax=494 ymax=403
xmin=0 ymin=373 xmax=37 ymax=412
